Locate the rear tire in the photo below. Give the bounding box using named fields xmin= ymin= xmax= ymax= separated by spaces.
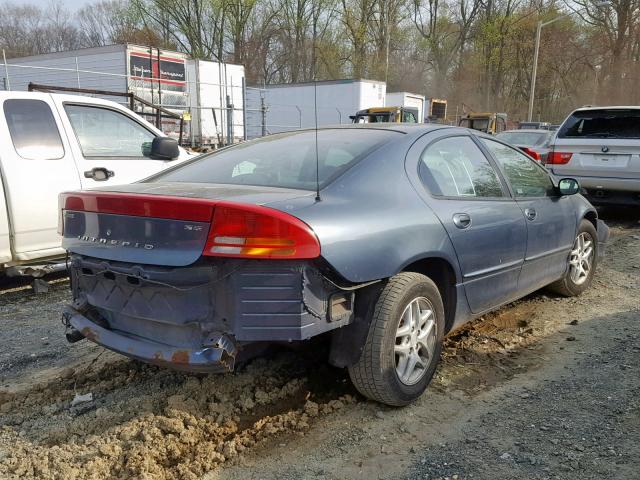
xmin=548 ymin=219 xmax=598 ymax=297
xmin=348 ymin=272 xmax=445 ymax=406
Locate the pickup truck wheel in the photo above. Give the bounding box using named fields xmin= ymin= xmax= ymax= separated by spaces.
xmin=348 ymin=272 xmax=444 ymax=406
xmin=548 ymin=219 xmax=598 ymax=297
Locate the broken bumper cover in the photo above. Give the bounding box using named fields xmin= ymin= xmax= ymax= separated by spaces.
xmin=63 ymin=307 xmax=236 ymax=373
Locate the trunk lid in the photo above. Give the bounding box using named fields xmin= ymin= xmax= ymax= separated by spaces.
xmin=61 ymin=183 xmax=314 ymax=266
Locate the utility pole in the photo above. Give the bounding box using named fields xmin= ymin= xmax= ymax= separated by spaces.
xmin=528 ymin=3 xmax=610 ymax=122
xmin=527 ymin=21 xmax=542 ymax=122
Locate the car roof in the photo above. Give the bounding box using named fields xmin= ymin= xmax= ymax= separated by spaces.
xmin=295 ymin=123 xmax=453 ymax=135
xmin=573 ymin=105 xmax=640 ymax=112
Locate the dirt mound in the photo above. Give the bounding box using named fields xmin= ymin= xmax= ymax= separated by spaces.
xmin=0 ymin=352 xmax=355 ymax=480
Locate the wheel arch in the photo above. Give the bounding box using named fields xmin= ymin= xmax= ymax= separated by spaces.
xmin=400 ymin=256 xmax=457 ymax=333
xmin=583 ymin=209 xmax=598 ymax=230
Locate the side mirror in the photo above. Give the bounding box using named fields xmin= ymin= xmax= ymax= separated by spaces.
xmin=150 ymin=137 xmax=179 ymax=160
xmin=558 ymin=178 xmax=580 ymax=196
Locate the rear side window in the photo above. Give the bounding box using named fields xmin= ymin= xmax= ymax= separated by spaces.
xmin=419 ymin=136 xmax=504 ymax=198
xmin=4 ymin=99 xmax=64 ymax=160
xmin=557 ymin=109 xmax=640 ymax=139
xmin=151 ymin=129 xmax=400 ymax=190
xmin=64 ymin=104 xmax=156 ymax=158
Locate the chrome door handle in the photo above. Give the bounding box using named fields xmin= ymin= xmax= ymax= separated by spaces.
xmin=453 ymin=213 xmax=472 ymax=229
xmin=525 ymin=208 xmax=537 ymax=221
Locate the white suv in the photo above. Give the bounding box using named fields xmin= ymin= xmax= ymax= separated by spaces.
xmin=547 ymin=106 xmax=640 ymax=207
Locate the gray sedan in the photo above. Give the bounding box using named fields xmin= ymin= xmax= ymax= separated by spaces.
xmin=59 ymin=124 xmax=608 ymax=406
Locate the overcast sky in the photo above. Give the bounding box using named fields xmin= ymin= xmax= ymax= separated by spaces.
xmin=63 ymin=0 xmax=94 ymax=9
xmin=15 ymin=0 xmax=94 ymax=11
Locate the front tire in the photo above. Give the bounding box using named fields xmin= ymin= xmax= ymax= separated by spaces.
xmin=548 ymin=219 xmax=598 ymax=297
xmin=348 ymin=272 xmax=445 ymax=406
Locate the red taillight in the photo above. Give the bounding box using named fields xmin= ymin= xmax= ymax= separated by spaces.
xmin=547 ymin=152 xmax=573 ymax=165
xmin=521 ymin=147 xmax=542 ymax=161
xmin=204 ymin=203 xmax=320 ymax=259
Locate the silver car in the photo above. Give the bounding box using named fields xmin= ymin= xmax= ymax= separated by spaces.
xmin=548 ymin=106 xmax=640 ymax=207
xmin=496 ymin=129 xmax=554 ymax=162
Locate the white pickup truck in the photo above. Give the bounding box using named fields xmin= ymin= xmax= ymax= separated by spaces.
xmin=0 ymin=91 xmax=194 ymax=276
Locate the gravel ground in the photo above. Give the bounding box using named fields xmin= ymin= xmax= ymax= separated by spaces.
xmin=0 ymin=208 xmax=638 ymax=479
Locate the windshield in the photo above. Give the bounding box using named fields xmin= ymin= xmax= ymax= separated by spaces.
xmin=558 ymin=109 xmax=640 ymax=139
xmin=353 ymin=113 xmax=394 ymax=123
xmin=148 ymin=129 xmax=401 ymax=190
xmin=496 ymin=131 xmax=550 ymax=147
xmin=460 ymin=118 xmax=489 ymax=131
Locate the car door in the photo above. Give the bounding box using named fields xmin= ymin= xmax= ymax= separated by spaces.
xmin=0 ymin=95 xmax=81 ymax=257
xmin=408 ymin=133 xmax=527 ymax=313
xmin=480 ymin=138 xmax=576 ymax=291
xmin=54 ymin=101 xmax=172 ymax=188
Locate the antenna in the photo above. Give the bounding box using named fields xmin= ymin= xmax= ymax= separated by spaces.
xmin=313 ymin=80 xmax=321 ymax=202
xmin=312 ymin=24 xmax=321 ymax=203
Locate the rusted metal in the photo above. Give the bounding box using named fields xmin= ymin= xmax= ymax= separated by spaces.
xmin=29 ymin=82 xmax=134 ymax=101
xmin=170 ymin=350 xmax=190 ymax=364
xmin=27 ymin=83 xmax=183 ymax=123
xmin=81 ymin=326 xmax=98 ymax=342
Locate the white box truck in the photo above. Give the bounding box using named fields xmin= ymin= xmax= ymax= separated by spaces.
xmin=3 ymin=45 xmax=245 ymax=145
xmin=245 ymin=79 xmax=386 ymax=138
xmin=385 ymin=92 xmax=426 ymax=122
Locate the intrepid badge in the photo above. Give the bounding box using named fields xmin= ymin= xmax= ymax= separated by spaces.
xmin=77 ymin=235 xmax=154 ymax=250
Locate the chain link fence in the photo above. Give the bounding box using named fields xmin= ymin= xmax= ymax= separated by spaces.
xmin=1 ymin=51 xmax=362 ymax=149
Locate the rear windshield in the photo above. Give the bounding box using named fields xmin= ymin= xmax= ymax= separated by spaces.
xmin=149 ymin=129 xmax=400 ymax=190
xmin=496 ymin=131 xmax=550 ymax=146
xmin=558 ymin=109 xmax=640 ymax=139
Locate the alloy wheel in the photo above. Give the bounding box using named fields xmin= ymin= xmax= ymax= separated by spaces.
xmin=569 ymin=232 xmax=594 ymax=285
xmin=394 ymin=297 xmax=437 ymax=386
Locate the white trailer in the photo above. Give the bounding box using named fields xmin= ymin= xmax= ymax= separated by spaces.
xmin=246 ymin=79 xmax=386 ymax=138
xmin=385 ymin=92 xmax=426 ymax=122
xmin=186 ymin=60 xmax=245 ymax=145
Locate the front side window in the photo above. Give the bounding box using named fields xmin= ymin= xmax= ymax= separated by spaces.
xmin=64 ymin=104 xmax=156 ymax=158
xmin=481 ymin=138 xmax=555 ymax=198
xmin=419 ymin=136 xmax=504 ymax=198
xmin=150 ymin=129 xmax=401 ymax=190
xmin=4 ymin=99 xmax=64 ymax=160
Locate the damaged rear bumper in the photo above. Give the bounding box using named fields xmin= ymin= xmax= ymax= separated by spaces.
xmin=63 ymin=307 xmax=237 ymax=372
xmin=64 ymin=255 xmax=355 ymax=372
